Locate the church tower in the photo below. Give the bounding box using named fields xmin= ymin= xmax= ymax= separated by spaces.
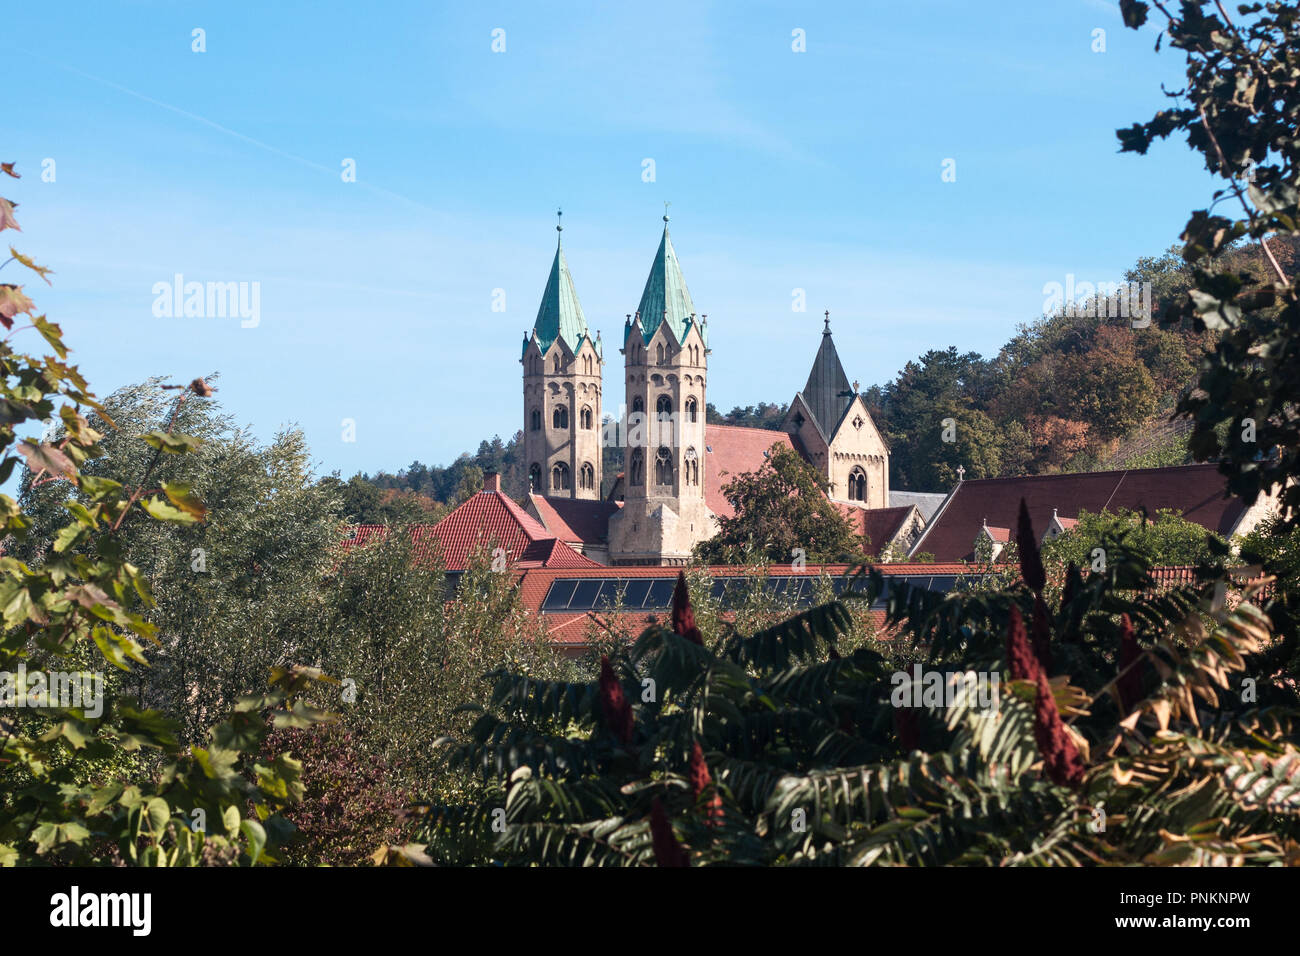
xmin=782 ymin=312 xmax=889 ymax=509
xmin=521 ymin=213 xmax=603 ymax=500
xmin=607 ymin=213 xmax=713 ymax=566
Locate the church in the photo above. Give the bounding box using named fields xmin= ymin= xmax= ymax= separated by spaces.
xmin=518 ymin=213 xmax=931 ymax=566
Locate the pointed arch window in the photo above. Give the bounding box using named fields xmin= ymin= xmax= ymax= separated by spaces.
xmin=530 ymin=408 xmax=541 ymax=431
xmin=552 ymin=355 xmax=561 ymax=373
xmin=553 ymin=405 xmax=569 ymax=429
xmin=632 ymin=396 xmax=644 ymax=414
xmin=580 ymin=405 xmax=593 ymax=430
xmin=655 ymin=447 xmax=673 ymax=486
xmin=684 ymin=446 xmax=699 ymax=486
xmin=529 ymin=463 xmax=542 ymax=492
xmin=848 ymin=467 xmax=867 ymax=502
xmin=580 ymin=462 xmax=595 ymax=490
xmin=551 ymin=462 xmax=571 ymax=491
xmin=630 ymin=449 xmax=644 ymax=486
xmin=685 ymin=397 xmax=698 ymax=423
xmin=656 ymin=344 xmax=666 ymax=365
xmin=656 ymin=395 xmax=673 ymax=419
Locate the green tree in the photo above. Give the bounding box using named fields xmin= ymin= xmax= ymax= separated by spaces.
xmin=1117 ymin=0 xmax=1300 ymax=534
xmin=0 ymin=166 xmax=326 ymax=865
xmin=1041 ymin=508 xmax=1226 ymax=568
xmin=694 ymin=444 xmax=860 ymax=564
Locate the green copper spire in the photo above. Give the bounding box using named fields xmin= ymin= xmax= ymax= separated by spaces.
xmin=629 ymin=211 xmax=704 ymax=348
xmin=528 ymin=209 xmax=588 ymax=357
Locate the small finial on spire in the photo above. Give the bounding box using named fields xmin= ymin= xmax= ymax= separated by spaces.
xmin=852 ymin=379 xmax=860 ymax=393
xmin=823 ymin=310 xmax=831 ymax=333
xmin=959 ymin=466 xmax=967 ymax=482
xmin=663 ymin=200 xmax=671 ymax=223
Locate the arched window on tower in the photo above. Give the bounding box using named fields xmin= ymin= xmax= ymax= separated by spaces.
xmin=656 ymin=395 xmax=673 ymax=419
xmin=848 ymin=467 xmax=867 ymax=502
xmin=553 ymin=405 xmax=569 ymax=429
xmin=656 ymin=343 xmax=665 ymax=365
xmin=530 ymin=408 xmax=541 ymax=431
xmin=529 ymin=463 xmax=541 ymax=492
xmin=655 ymin=447 xmax=673 ymax=486
xmin=551 ymin=462 xmax=571 ymax=491
xmin=684 ymin=446 xmax=698 ymax=486
xmin=580 ymin=405 xmax=593 ymax=430
xmin=630 ymin=449 xmax=644 ymax=486
xmin=685 ymin=397 xmax=698 ymax=423
xmin=632 ymin=396 xmax=644 ymax=414
xmin=552 ymin=354 xmax=561 ymax=373
xmin=580 ymin=462 xmax=594 ymax=490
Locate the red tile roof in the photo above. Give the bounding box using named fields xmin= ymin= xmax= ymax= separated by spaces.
xmin=704 ymin=424 xmax=796 ymax=518
xmin=912 ymin=464 xmax=1248 ymax=563
xmin=527 ymin=494 xmax=622 ymax=547
xmin=836 ymin=504 xmax=916 ymax=558
xmin=338 ymin=489 xmax=599 ymax=571
xmin=433 ymin=489 xmax=599 ymax=570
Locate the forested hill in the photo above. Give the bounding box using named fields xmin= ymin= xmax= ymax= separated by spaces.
xmin=336 ymin=236 xmax=1299 ymax=521
xmin=863 ymin=236 xmax=1300 ymax=491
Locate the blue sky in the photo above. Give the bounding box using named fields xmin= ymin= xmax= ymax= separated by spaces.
xmin=7 ymin=0 xmax=1209 ymax=480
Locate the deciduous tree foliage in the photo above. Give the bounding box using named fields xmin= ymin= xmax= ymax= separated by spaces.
xmin=694 ymin=443 xmax=860 ymax=564
xmin=0 ymin=167 xmax=331 ymax=865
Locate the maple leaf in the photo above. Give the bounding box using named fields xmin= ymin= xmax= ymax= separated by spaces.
xmin=0 ymin=284 xmax=35 ymax=328
xmin=8 ymin=247 xmax=52 ymax=285
xmin=0 ymin=197 xmax=20 ymax=232
xmin=17 ymin=440 xmax=76 ymax=479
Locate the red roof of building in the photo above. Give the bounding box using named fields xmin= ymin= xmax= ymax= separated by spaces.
xmin=912 ymin=464 xmax=1248 ymax=563
xmin=515 ymin=562 xmax=977 ymax=648
xmin=338 ymin=482 xmax=599 ymax=572
xmin=704 ymin=424 xmax=796 ymax=518
xmin=527 ymin=494 xmax=622 ymax=547
xmin=431 ymin=488 xmax=599 ymax=570
xmin=836 ymin=504 xmax=916 ymax=558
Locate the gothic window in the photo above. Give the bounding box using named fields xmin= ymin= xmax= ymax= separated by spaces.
xmin=632 ymin=396 xmax=644 ymax=414
xmin=551 ymin=462 xmax=570 ymax=491
xmin=530 ymin=408 xmax=541 ymax=431
xmin=685 ymin=397 xmax=698 ymax=423
xmin=656 ymin=344 xmax=665 ymax=365
xmin=684 ymin=446 xmax=698 ymax=485
xmin=656 ymin=395 xmax=673 ymax=419
xmin=655 ymin=446 xmax=673 ymax=486
xmin=580 ymin=405 xmax=593 ymax=429
xmin=848 ymin=467 xmax=867 ymax=502
xmin=580 ymin=462 xmax=594 ymax=490
xmin=553 ymin=405 xmax=569 ymax=429
xmin=529 ymin=463 xmax=541 ymax=491
xmin=552 ymin=355 xmax=561 ymax=373
xmin=630 ymin=449 xmax=644 ymax=486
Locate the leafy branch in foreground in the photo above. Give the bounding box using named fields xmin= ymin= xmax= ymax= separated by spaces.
xmin=0 ymin=162 xmax=332 ymax=866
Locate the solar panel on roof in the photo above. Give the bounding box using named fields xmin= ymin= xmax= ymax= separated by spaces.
xmin=570 ymin=579 xmax=603 ymax=609
xmin=542 ymin=580 xmax=578 ymax=610
xmin=646 ymin=579 xmax=676 ymax=608
xmin=622 ymin=579 xmax=652 ymax=608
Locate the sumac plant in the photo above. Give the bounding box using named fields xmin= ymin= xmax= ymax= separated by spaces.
xmin=415 ymin=510 xmax=1297 ymax=865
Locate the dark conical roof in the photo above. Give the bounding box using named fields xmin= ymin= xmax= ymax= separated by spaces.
xmin=798 ymin=320 xmax=854 ymax=440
